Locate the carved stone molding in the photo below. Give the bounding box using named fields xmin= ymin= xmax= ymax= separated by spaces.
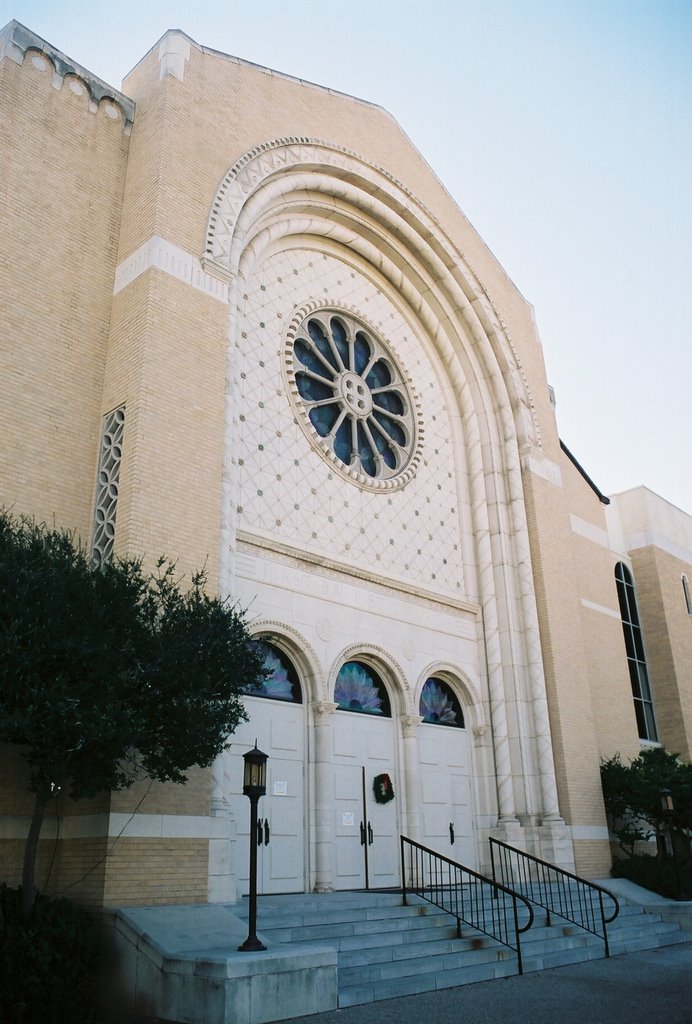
xmin=1 ymin=21 xmax=135 ymax=132
xmin=400 ymin=714 xmax=424 ymax=737
xmin=235 ymin=532 xmax=479 ymax=616
xmin=416 ymin=661 xmax=487 ymax=735
xmin=312 ymin=701 xmax=339 ymax=720
xmin=330 ymin=642 xmax=411 ymax=714
xmin=246 ymin=618 xmax=324 ymax=704
xmin=204 ymin=136 xmax=541 ymax=452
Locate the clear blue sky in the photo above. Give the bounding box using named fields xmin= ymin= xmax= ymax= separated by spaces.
xmin=4 ymin=0 xmax=691 ymax=513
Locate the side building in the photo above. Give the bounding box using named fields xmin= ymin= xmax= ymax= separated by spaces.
xmin=2 ymin=20 xmax=690 ymax=908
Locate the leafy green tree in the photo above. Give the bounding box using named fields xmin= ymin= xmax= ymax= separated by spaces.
xmin=600 ymin=747 xmax=692 ymax=856
xmin=0 ymin=510 xmax=265 ymax=915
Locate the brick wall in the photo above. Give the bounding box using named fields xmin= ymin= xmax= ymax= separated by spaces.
xmin=0 ymin=44 xmax=129 ymax=536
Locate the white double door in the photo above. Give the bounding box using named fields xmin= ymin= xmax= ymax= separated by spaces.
xmin=227 ymin=695 xmax=306 ymax=895
xmin=332 ymin=712 xmax=401 ymax=889
xmin=418 ymin=723 xmax=475 ymax=867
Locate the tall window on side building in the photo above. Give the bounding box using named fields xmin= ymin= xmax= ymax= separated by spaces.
xmin=682 ymin=574 xmax=692 ymax=616
xmin=614 ymin=562 xmax=658 ymax=742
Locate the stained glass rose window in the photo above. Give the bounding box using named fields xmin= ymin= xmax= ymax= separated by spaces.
xmin=419 ymin=677 xmax=464 ymax=727
xmin=286 ymin=306 xmax=421 ymax=489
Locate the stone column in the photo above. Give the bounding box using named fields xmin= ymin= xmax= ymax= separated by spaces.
xmin=400 ymin=714 xmax=424 ymax=845
xmin=312 ymin=701 xmax=338 ymax=892
xmin=208 ymin=750 xmax=236 ymax=903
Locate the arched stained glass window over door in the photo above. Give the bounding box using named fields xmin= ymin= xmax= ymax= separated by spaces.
xmin=419 ymin=677 xmax=465 ymax=727
xmin=243 ymin=642 xmax=302 ymax=703
xmin=335 ymin=661 xmax=391 ymax=717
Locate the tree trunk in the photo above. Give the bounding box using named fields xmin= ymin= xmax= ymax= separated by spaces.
xmin=22 ymin=788 xmax=50 ymax=917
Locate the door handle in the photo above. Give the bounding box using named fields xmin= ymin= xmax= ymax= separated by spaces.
xmin=264 ymin=819 xmax=270 ymax=846
xmin=257 ymin=818 xmax=264 ymax=846
xmin=367 ymin=822 xmax=374 ymax=846
xmin=449 ymin=822 xmax=455 ymax=845
xmin=360 ymin=821 xmax=366 ymax=846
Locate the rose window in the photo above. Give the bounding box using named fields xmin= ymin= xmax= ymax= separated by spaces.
xmin=286 ymin=307 xmax=421 ymax=489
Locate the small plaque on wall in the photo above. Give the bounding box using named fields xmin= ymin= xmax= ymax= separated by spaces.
xmin=273 ymin=780 xmax=288 ymax=796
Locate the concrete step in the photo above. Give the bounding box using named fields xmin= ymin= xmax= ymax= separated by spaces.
xmin=235 ymin=887 xmax=692 ymax=1010
xmin=339 ymin=951 xmax=519 ymax=1007
xmin=338 ymin=931 xmax=493 ymax=967
xmin=259 ymin=907 xmax=455 ymax=947
xmin=339 ymin=939 xmax=510 ymax=988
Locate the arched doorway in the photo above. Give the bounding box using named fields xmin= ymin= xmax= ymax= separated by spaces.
xmin=228 ymin=642 xmax=307 ymax=895
xmin=331 ymin=660 xmax=401 ymax=889
xmin=417 ymin=676 xmax=475 ymax=866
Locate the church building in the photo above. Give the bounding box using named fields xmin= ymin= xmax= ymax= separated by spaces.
xmin=2 ymin=20 xmax=691 ymax=911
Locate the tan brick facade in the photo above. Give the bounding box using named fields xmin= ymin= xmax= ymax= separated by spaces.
xmin=3 ymin=21 xmax=691 ymax=907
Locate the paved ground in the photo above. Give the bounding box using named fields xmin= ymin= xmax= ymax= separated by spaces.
xmin=276 ymin=940 xmax=692 ymax=1024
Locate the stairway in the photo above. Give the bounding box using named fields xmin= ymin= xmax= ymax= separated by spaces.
xmin=237 ymin=887 xmax=692 ymax=1008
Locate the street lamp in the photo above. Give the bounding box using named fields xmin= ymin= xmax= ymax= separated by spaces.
xmin=238 ymin=742 xmax=268 ymax=951
xmin=659 ymin=788 xmax=689 ymax=902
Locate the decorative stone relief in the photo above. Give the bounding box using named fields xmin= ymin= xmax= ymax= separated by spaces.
xmin=232 ymin=247 xmax=468 ymax=600
xmin=113 ymin=236 xmax=228 ymax=302
xmin=203 ymin=136 xmax=541 ymax=453
xmin=0 ymin=23 xmax=134 ymax=131
xmin=158 ymin=31 xmax=192 ymax=82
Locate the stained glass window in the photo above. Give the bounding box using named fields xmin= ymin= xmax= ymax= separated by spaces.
xmin=335 ymin=661 xmax=391 ymax=717
xmin=243 ymin=642 xmax=302 ymax=703
xmin=614 ymin=563 xmax=657 ymax=741
xmin=289 ymin=309 xmax=419 ymax=489
xmin=419 ymin=677 xmax=464 ymax=727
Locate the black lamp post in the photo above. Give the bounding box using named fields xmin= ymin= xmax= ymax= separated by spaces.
xmin=659 ymin=788 xmax=688 ymax=902
xmin=238 ymin=742 xmax=268 ymax=951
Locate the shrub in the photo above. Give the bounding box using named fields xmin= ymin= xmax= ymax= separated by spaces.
xmin=600 ymin=748 xmax=692 ymax=856
xmin=610 ymin=854 xmax=692 ymax=900
xmin=0 ymin=885 xmax=100 ymax=1024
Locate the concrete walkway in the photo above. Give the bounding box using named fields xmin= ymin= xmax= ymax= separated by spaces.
xmin=276 ymin=939 xmax=692 ymax=1024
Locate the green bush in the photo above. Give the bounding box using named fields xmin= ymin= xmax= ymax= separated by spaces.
xmin=0 ymin=885 xmax=100 ymax=1024
xmin=611 ymin=854 xmax=692 ymax=900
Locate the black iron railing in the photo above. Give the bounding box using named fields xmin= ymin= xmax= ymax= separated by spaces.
xmin=489 ymin=837 xmax=619 ymax=957
xmin=400 ymin=836 xmax=535 ymax=974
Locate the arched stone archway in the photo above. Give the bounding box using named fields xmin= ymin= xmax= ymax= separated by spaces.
xmin=209 ymin=138 xmax=564 ymax=895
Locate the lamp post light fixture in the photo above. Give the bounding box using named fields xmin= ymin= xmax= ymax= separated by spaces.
xmin=238 ymin=742 xmax=268 ymax=951
xmin=659 ymin=788 xmax=688 ymax=902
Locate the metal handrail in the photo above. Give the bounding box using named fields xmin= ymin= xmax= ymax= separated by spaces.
xmin=489 ymin=837 xmax=620 ymax=957
xmin=400 ymin=836 xmax=535 ymax=974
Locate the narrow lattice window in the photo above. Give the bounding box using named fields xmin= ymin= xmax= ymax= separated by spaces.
xmin=92 ymin=405 xmax=125 ymax=565
xmin=614 ymin=561 xmax=657 ymax=742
